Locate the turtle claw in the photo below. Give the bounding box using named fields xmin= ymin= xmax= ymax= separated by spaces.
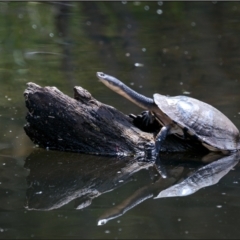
xmin=141 ymin=111 xmax=155 ymax=126
xmin=129 ymin=111 xmax=160 ymax=133
xmin=144 ymin=142 xmax=157 ymax=160
xmin=141 ymin=111 xmax=150 ymax=126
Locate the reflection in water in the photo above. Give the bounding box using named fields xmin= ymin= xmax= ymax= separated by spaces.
xmin=98 ymin=152 xmax=239 ymax=225
xmin=24 ymin=150 xmax=239 ymax=226
xmin=24 ymin=150 xmax=153 ymax=211
xmin=155 ymin=152 xmax=240 ymax=198
xmin=0 ymin=1 xmax=240 ymax=238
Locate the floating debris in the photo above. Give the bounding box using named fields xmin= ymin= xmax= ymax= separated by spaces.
xmin=144 ymin=5 xmax=149 ymax=10
xmin=134 ymin=63 xmax=144 ymax=67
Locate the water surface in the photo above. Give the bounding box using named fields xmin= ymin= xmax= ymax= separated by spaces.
xmin=0 ymin=2 xmax=240 ymax=239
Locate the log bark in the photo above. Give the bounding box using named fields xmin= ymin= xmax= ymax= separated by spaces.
xmin=23 ymin=83 xmax=205 ymax=156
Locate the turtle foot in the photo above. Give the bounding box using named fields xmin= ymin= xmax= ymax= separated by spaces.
xmin=141 ymin=111 xmax=155 ymax=126
xmin=129 ymin=111 xmax=160 ymax=133
xmin=143 ymin=142 xmax=167 ymax=178
xmin=144 ymin=142 xmax=158 ymax=160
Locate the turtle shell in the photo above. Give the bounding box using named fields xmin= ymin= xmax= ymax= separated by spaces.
xmin=153 ymin=94 xmax=240 ymax=151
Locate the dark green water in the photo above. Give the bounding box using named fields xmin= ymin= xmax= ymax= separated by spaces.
xmin=1 ymin=1 xmax=240 ymax=239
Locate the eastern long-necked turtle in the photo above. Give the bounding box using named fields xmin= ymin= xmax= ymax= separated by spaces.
xmin=96 ymin=72 xmax=240 ymax=156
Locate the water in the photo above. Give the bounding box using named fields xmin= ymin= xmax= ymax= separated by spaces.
xmin=1 ymin=1 xmax=240 ymax=239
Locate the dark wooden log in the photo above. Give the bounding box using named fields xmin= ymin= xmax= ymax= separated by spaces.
xmin=23 ymin=83 xmax=206 ymax=156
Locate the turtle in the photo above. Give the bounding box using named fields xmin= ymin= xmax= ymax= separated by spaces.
xmin=96 ymin=72 xmax=240 ymax=157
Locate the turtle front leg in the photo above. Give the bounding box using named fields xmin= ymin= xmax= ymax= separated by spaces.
xmin=144 ymin=125 xmax=171 ymax=158
xmin=153 ymin=125 xmax=171 ymax=177
xmin=155 ymin=125 xmax=171 ymax=155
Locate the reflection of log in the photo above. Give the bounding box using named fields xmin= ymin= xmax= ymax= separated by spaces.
xmin=24 ymin=150 xmax=153 ymax=210
xmin=23 ymin=83 xmax=205 ymax=155
xmin=23 ymin=150 xmax=208 ymax=211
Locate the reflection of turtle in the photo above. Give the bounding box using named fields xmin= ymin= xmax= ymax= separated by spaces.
xmin=96 ymin=72 xmax=240 ymax=156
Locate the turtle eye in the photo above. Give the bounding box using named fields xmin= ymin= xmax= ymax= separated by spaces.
xmin=96 ymin=72 xmax=105 ymax=78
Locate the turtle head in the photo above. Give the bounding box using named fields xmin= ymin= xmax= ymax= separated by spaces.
xmin=96 ymin=72 xmax=124 ymax=93
xmin=96 ymin=71 xmax=155 ymax=110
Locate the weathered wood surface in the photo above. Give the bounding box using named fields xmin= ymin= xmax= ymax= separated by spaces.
xmin=23 ymin=83 xmax=205 ymax=156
